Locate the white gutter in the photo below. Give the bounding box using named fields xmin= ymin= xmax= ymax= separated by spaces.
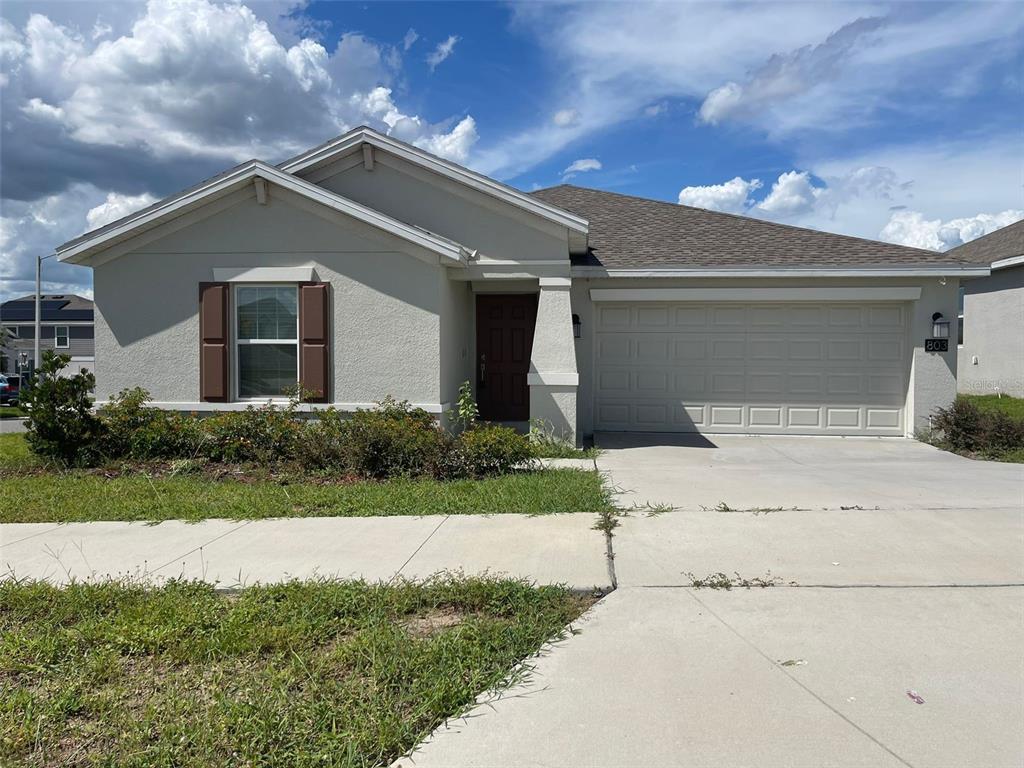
xmin=991 ymin=254 xmax=1024 ymax=270
xmin=572 ymin=266 xmax=992 ymax=278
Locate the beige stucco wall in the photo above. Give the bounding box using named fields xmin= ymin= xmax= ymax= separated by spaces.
xmin=314 ymin=158 xmax=571 ymax=263
xmin=571 ymin=276 xmax=959 ymax=438
xmin=958 ymin=265 xmax=1024 ymax=397
xmin=94 ymin=189 xmax=446 ymax=408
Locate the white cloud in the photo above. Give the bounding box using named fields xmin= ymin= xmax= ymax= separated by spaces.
xmin=477 ymin=2 xmax=1023 ymax=179
xmin=697 ymin=17 xmax=885 ymax=126
xmin=403 ymin=28 xmax=418 ymax=51
xmin=644 ymin=102 xmax=667 ymax=117
xmin=552 ymin=109 xmax=579 ymax=127
xmin=20 ymin=97 xmax=64 ymax=122
xmin=85 ymin=191 xmax=159 ymax=230
xmin=880 ymin=210 xmax=1023 ymax=251
xmin=0 ymin=1 xmax=480 ymax=300
xmin=426 ymin=34 xmax=459 ymax=71
xmin=563 ymin=158 xmax=601 ymax=175
xmin=353 ymin=86 xmax=478 ymax=163
xmin=678 ymin=176 xmax=762 ymax=214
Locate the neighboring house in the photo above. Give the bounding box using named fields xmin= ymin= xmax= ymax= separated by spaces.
xmin=54 ymin=127 xmax=986 ymax=442
xmin=0 ymin=294 xmax=95 ymax=378
xmin=948 ymin=220 xmax=1024 ymax=398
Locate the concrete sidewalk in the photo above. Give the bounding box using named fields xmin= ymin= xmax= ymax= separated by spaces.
xmin=0 ymin=514 xmax=610 ymax=590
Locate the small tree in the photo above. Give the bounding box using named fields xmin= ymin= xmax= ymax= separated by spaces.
xmin=455 ymin=380 xmax=479 ymax=431
xmin=20 ymin=351 xmax=103 ymax=465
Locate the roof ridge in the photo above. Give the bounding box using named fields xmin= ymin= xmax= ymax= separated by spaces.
xmin=536 ymin=184 xmax=950 ymax=260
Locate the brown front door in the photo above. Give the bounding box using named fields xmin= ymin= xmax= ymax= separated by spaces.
xmin=476 ymin=294 xmax=538 ymax=421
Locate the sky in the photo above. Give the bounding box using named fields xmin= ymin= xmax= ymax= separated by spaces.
xmin=1 ymin=0 xmax=1022 ymax=301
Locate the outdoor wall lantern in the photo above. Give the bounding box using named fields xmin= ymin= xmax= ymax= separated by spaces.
xmin=572 ymin=313 xmax=582 ymax=339
xmin=931 ymin=312 xmax=950 ymax=339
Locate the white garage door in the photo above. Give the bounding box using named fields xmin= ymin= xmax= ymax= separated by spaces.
xmin=594 ymin=302 xmax=909 ymax=435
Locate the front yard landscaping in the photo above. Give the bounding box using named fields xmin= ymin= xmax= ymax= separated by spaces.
xmin=1 ymin=355 xmax=611 ymax=523
xmin=0 ymin=575 xmax=594 ymax=767
xmin=927 ymin=394 xmax=1024 ymax=463
xmin=0 ymin=434 xmax=611 ymax=523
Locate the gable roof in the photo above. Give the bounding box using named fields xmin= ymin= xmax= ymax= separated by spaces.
xmin=56 ymin=160 xmax=471 ymax=266
xmin=946 ymin=219 xmax=1024 ymax=268
xmin=529 ymin=185 xmax=987 ymax=274
xmin=279 ymin=126 xmax=589 ymax=235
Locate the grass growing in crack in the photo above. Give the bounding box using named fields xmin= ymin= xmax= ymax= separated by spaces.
xmin=705 ymin=502 xmax=801 ymax=515
xmin=685 ymin=571 xmax=791 ymax=590
xmin=0 ymin=575 xmax=594 ymax=768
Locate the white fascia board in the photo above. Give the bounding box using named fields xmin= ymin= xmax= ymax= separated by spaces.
xmin=212 ymin=267 xmax=316 ymax=283
xmin=56 ymin=161 xmax=469 ymax=266
xmin=590 ymin=287 xmax=923 ymax=302
xmin=991 ymin=254 xmax=1024 ymax=270
xmin=280 ymin=128 xmax=589 ymax=235
xmin=574 ymin=266 xmax=992 ymax=278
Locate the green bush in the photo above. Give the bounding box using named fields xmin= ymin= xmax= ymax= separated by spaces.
xmin=931 ymin=396 xmax=1024 ymax=457
xmin=97 ymin=388 xmax=204 ymax=460
xmin=293 ymin=408 xmax=348 ymax=470
xmin=20 ymin=351 xmax=103 ymax=466
xmin=457 ymin=424 xmax=533 ymax=477
xmin=339 ymin=397 xmax=451 ymax=479
xmin=201 ymin=403 xmax=304 ymax=464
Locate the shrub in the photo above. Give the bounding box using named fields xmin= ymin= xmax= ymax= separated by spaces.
xmin=201 ymin=403 xmax=303 ymax=464
xmin=20 ymin=351 xmax=103 ymax=466
xmin=293 ymin=408 xmax=349 ymax=470
xmin=931 ymin=396 xmax=1024 ymax=457
xmin=339 ymin=397 xmax=451 ymax=479
xmin=97 ymin=388 xmax=204 ymax=460
xmin=457 ymin=424 xmax=533 ymax=477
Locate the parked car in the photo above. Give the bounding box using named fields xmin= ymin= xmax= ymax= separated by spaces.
xmin=0 ymin=374 xmax=21 ymax=406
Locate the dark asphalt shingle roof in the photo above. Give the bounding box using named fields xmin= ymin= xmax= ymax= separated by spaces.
xmin=529 ymin=184 xmax=977 ymax=270
xmin=945 ymin=220 xmax=1024 ymax=265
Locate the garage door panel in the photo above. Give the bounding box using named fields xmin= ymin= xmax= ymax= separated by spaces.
xmin=594 ymin=301 xmax=908 ymax=435
xmin=711 ymin=337 xmax=745 ymax=360
xmin=674 ymin=338 xmax=707 ymax=360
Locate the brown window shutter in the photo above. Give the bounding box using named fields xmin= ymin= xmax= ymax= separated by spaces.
xmin=199 ymin=282 xmax=229 ymax=402
xmin=299 ymin=282 xmax=329 ymax=403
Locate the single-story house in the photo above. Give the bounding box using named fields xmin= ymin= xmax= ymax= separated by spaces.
xmin=55 ymin=127 xmax=988 ymax=442
xmin=0 ymin=293 xmax=95 ymax=378
xmin=949 ymin=219 xmax=1024 ymax=398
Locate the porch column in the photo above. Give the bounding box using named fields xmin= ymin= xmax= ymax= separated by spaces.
xmin=529 ymin=277 xmax=579 ymax=443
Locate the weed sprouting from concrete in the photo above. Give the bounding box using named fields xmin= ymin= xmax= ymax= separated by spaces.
xmin=685 ymin=571 xmax=792 ymax=590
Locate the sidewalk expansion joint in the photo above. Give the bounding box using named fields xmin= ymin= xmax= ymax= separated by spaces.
xmin=683 ymin=586 xmax=918 ymax=768
xmin=390 ymin=515 xmax=450 ymax=583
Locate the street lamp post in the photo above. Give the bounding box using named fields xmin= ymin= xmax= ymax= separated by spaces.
xmin=33 ymin=253 xmax=55 ymax=379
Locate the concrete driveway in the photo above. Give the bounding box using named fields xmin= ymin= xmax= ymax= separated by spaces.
xmin=401 ymin=436 xmax=1024 ymax=768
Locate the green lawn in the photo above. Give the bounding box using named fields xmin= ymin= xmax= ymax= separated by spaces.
xmin=0 ymin=576 xmax=593 ymax=768
xmin=0 ymin=406 xmax=27 ymax=419
xmin=961 ymin=393 xmax=1024 ymax=420
xmin=0 ymin=434 xmax=613 ymax=523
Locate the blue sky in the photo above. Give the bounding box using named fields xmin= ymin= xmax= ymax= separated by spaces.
xmin=1 ymin=0 xmax=1021 ymax=300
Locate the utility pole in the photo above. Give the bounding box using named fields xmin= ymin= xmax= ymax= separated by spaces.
xmin=33 ymin=253 xmax=54 ymax=380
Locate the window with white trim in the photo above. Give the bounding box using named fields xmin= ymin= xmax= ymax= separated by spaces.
xmin=55 ymin=325 xmax=69 ymax=348
xmin=234 ymin=285 xmax=298 ymax=399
